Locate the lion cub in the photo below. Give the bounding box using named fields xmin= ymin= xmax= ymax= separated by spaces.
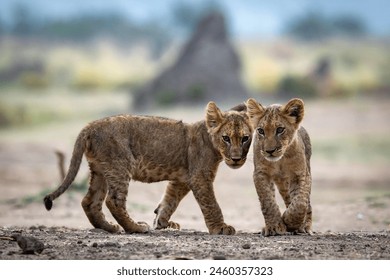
xmin=44 ymin=102 xmax=253 ymax=235
xmin=246 ymin=98 xmax=312 ymax=236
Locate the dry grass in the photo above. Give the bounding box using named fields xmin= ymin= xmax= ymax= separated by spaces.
xmin=237 ymin=38 xmax=390 ymax=94
xmin=1 ymin=37 xmax=389 ymax=94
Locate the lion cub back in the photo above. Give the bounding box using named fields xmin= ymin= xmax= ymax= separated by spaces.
xmin=83 ymin=115 xmax=192 ymax=182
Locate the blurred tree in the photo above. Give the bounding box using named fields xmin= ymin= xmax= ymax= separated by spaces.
xmin=333 ymin=15 xmax=367 ymax=37
xmin=0 ymin=19 xmax=3 ymax=36
xmin=285 ymin=11 xmax=332 ymax=41
xmin=286 ymin=11 xmax=367 ymax=41
xmin=5 ymin=4 xmax=172 ymax=57
xmin=12 ymin=4 xmax=36 ymax=36
xmin=141 ymin=21 xmax=173 ymax=59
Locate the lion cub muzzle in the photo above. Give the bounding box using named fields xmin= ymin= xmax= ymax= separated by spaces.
xmin=224 ymin=143 xmax=250 ymax=169
xmin=225 ymin=156 xmax=246 ymax=169
xmin=262 ymin=146 xmax=283 ymax=162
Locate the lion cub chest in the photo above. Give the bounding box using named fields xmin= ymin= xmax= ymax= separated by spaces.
xmin=258 ymin=139 xmax=308 ymax=186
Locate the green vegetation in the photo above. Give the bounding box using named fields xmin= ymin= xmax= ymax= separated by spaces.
xmin=313 ymin=136 xmax=390 ymax=164
xmin=2 ymin=177 xmax=88 ymax=208
xmin=156 ymin=90 xmax=177 ymax=106
xmin=240 ymin=39 xmax=390 ymax=96
xmin=0 ymin=90 xmax=130 ymax=128
xmin=285 ymin=11 xmax=366 ymax=41
xmin=187 ymin=84 xmax=205 ymax=101
xmin=277 ymin=75 xmax=317 ymax=99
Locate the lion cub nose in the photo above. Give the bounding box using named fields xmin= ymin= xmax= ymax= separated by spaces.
xmin=265 ymin=148 xmax=277 ymax=155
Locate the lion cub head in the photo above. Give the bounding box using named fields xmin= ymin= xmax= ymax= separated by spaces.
xmin=205 ymin=102 xmax=253 ymax=169
xmin=246 ymin=98 xmax=304 ymax=162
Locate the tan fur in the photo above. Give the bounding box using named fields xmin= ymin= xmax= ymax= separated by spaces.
xmin=44 ymin=102 xmax=253 ymax=235
xmin=246 ymin=98 xmax=312 ymax=236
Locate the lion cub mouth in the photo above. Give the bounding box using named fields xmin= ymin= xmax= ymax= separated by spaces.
xmin=225 ymin=158 xmax=246 ymax=169
xmin=264 ymin=154 xmax=283 ymax=162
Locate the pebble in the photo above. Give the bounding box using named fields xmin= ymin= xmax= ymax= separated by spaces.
xmin=213 ymin=255 xmax=226 ymax=260
xmin=12 ymin=234 xmax=45 ymax=254
xmin=102 ymin=241 xmax=120 ymax=247
xmin=356 ymin=213 xmax=364 ymax=220
xmin=242 ymin=243 xmax=251 ymax=249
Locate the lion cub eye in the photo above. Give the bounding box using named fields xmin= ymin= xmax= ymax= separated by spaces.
xmin=222 ymin=135 xmax=231 ymax=143
xmin=276 ymin=127 xmax=285 ymax=135
xmin=241 ymin=136 xmax=249 ymax=144
xmin=257 ymin=128 xmax=265 ymax=136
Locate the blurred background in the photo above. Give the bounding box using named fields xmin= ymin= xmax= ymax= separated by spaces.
xmin=0 ymin=0 xmax=389 ymax=233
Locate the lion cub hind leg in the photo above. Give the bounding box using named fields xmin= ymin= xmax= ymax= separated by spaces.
xmin=154 ymin=181 xmax=190 ymax=230
xmin=104 ymin=173 xmax=150 ymax=234
xmin=81 ymin=172 xmax=120 ymax=233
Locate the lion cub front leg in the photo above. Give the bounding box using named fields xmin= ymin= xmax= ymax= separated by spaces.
xmin=254 ymin=174 xmax=287 ymax=236
xmin=191 ymin=179 xmax=235 ymax=235
xmin=301 ymin=202 xmax=313 ymax=235
xmin=281 ymin=176 xmax=311 ymax=234
xmin=154 ymin=181 xmax=190 ymax=230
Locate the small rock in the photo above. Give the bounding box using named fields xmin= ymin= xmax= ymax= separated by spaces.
xmin=12 ymin=234 xmax=44 ymax=254
xmin=103 ymin=242 xmax=120 ymax=247
xmin=242 ymin=243 xmax=251 ymax=249
xmin=356 ymin=213 xmax=364 ymax=220
xmin=213 ymin=255 xmax=226 ymax=260
xmin=173 ymin=256 xmax=191 ymax=260
xmin=92 ymin=242 xmax=98 ymax=248
xmin=89 ymin=228 xmax=107 ymax=234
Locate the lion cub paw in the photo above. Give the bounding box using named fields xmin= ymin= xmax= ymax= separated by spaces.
xmin=137 ymin=221 xmax=151 ymax=233
xmin=210 ymin=223 xmax=236 ymax=235
xmin=125 ymin=221 xmax=150 ymax=234
xmin=167 ymin=221 xmax=180 ymax=230
xmin=102 ymin=223 xmax=121 ymax=234
xmin=297 ymin=225 xmax=313 ymax=235
xmin=262 ymin=221 xmax=287 ymax=237
xmin=154 ymin=219 xmax=180 ymax=230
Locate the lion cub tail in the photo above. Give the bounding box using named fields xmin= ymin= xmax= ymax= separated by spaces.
xmin=44 ymin=130 xmax=87 ymax=211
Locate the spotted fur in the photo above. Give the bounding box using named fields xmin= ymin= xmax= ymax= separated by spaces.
xmin=246 ymin=98 xmax=312 ymax=236
xmin=44 ymin=102 xmax=253 ymax=235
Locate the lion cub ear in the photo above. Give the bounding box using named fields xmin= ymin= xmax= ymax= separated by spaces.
xmin=282 ymin=98 xmax=304 ymax=125
xmin=246 ymin=98 xmax=265 ymax=127
xmin=205 ymin=101 xmax=224 ymax=129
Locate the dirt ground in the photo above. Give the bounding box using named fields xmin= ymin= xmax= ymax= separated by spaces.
xmin=1 ymin=226 xmax=389 ymax=260
xmin=0 ymin=97 xmax=390 ymax=260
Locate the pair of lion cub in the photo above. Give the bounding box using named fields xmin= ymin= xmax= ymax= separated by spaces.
xmin=44 ymin=98 xmax=312 ymax=236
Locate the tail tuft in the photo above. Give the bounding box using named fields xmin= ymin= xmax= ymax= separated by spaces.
xmin=44 ymin=196 xmax=53 ymax=211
